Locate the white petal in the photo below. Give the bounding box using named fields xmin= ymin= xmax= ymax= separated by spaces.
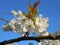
xmin=43 ymin=17 xmax=49 ymax=23
xmin=22 ymin=34 xmax=25 ymax=36
xmin=11 ymin=10 xmax=17 ymax=15
xmin=17 ymin=10 xmax=25 ymax=18
xmin=42 ymin=32 xmax=49 ymax=36
xmin=18 ymin=10 xmax=23 ymax=15
xmin=9 ymin=19 xmax=16 ymax=24
xmin=23 ymin=26 xmax=28 ymax=32
xmin=39 ymin=14 xmax=43 ymax=19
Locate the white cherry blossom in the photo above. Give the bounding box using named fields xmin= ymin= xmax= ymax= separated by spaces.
xmin=2 ymin=10 xmax=49 ymax=36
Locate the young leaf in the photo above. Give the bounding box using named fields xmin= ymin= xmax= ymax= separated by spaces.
xmin=28 ymin=0 xmax=40 ymax=18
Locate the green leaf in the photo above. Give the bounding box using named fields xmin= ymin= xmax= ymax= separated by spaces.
xmin=34 ymin=9 xmax=38 ymax=17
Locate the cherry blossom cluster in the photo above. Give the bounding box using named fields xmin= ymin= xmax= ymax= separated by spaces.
xmin=38 ymin=40 xmax=60 ymax=45
xmin=2 ymin=10 xmax=49 ymax=36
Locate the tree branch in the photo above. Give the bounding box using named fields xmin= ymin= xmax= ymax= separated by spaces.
xmin=0 ymin=35 xmax=60 ymax=45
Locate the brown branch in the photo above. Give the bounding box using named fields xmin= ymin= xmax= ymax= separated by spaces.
xmin=0 ymin=35 xmax=60 ymax=45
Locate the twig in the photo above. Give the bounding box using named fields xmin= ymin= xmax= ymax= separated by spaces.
xmin=0 ymin=35 xmax=60 ymax=45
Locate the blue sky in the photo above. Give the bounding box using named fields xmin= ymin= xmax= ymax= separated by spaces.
xmin=0 ymin=0 xmax=60 ymax=45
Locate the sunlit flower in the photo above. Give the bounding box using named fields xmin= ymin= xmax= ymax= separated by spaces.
xmin=9 ymin=19 xmax=16 ymax=25
xmin=21 ymin=33 xmax=25 ymax=36
xmin=22 ymin=25 xmax=28 ymax=32
xmin=11 ymin=10 xmax=17 ymax=16
xmin=2 ymin=10 xmax=49 ymax=36
xmin=42 ymin=31 xmax=49 ymax=36
xmin=17 ymin=10 xmax=26 ymax=20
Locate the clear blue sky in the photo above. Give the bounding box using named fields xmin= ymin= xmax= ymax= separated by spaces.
xmin=0 ymin=0 xmax=60 ymax=45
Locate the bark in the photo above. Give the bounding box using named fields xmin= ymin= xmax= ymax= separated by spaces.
xmin=0 ymin=35 xmax=60 ymax=45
